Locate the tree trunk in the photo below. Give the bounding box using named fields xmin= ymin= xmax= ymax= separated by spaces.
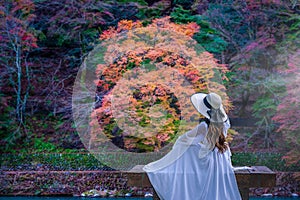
xmin=16 ymin=42 xmax=23 ymax=124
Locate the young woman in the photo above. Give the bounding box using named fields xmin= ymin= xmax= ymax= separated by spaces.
xmin=143 ymin=92 xmax=242 ymax=200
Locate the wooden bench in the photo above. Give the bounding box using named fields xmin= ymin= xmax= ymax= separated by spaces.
xmin=126 ymin=165 xmax=276 ymax=200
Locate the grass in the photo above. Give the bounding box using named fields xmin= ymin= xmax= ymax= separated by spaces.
xmin=0 ymin=152 xmax=108 ymax=171
xmin=232 ymin=152 xmax=299 ymax=171
xmin=0 ymin=151 xmax=299 ymax=172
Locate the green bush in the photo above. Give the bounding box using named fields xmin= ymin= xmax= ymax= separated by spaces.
xmin=170 ymin=6 xmax=227 ymax=54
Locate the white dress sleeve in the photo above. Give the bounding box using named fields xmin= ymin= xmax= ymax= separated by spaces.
xmin=143 ymin=120 xmax=234 ymax=172
xmin=223 ymin=119 xmax=234 ymax=168
xmin=143 ymin=123 xmax=205 ymax=172
xmin=174 ymin=122 xmax=207 ymax=146
xmin=197 ymin=123 xmax=210 ymax=158
xmin=223 ymin=118 xmax=231 ymax=138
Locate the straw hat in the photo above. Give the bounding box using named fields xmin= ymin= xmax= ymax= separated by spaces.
xmin=190 ymin=92 xmax=228 ymax=122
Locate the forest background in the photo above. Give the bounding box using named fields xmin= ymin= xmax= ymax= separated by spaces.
xmin=0 ymin=0 xmax=299 ymax=181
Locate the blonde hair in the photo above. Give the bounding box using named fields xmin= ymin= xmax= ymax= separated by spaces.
xmin=206 ymin=122 xmax=228 ymax=153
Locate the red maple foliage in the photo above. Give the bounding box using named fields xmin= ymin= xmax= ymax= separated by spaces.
xmin=88 ymin=17 xmax=230 ymax=152
xmin=272 ymin=50 xmax=300 ymax=165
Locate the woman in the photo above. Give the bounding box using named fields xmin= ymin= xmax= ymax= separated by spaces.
xmin=143 ymin=92 xmax=242 ymax=200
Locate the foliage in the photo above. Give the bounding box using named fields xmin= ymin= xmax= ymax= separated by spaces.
xmin=32 ymin=0 xmax=143 ymax=69
xmin=33 ymin=137 xmax=59 ymax=153
xmin=134 ymin=0 xmax=172 ymax=22
xmin=200 ymin=1 xmax=299 ymax=154
xmin=0 ymin=0 xmax=299 ymax=173
xmin=0 ymin=0 xmax=38 ymax=50
xmin=172 ymin=0 xmax=194 ymax=9
xmin=269 ymin=10 xmax=300 ymax=165
xmin=251 ymin=75 xmax=286 ymax=148
xmin=0 ymin=0 xmax=38 ymax=119
xmin=0 ymin=94 xmax=19 ymax=150
xmin=228 ymin=61 xmax=288 ymax=150
xmin=90 ymin=17 xmax=230 ymax=153
xmin=0 ymin=0 xmax=38 ymax=146
xmin=272 ymin=50 xmax=300 ymax=165
xmin=34 ymin=0 xmax=132 ymax=46
xmin=170 ymin=5 xmax=227 ymax=54
xmin=199 ymin=0 xmax=288 ymax=62
xmin=99 ymin=17 xmax=200 ymax=40
xmin=0 ymin=0 xmax=142 ymax=152
xmin=99 ymin=19 xmax=143 ymax=40
xmin=115 ymin=0 xmax=148 ymax=5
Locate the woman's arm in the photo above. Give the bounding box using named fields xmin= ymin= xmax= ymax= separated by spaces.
xmin=223 ymin=118 xmax=231 ymax=138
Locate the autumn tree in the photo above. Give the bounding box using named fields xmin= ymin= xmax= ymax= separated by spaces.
xmin=272 ymin=13 xmax=300 ymax=165
xmin=190 ymin=0 xmax=298 ymax=150
xmin=272 ymin=53 xmax=300 ymax=165
xmin=73 ymin=16 xmax=231 ymax=159
xmin=0 ymin=0 xmax=38 ymax=143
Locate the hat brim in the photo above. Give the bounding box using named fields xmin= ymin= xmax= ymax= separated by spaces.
xmin=190 ymin=93 xmax=228 ymax=122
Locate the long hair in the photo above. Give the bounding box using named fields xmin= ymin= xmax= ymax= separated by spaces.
xmin=200 ymin=108 xmax=228 ymax=153
xmin=206 ymin=122 xmax=228 ymax=153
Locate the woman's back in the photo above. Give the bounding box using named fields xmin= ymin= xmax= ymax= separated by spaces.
xmin=143 ymin=92 xmax=242 ymax=200
xmin=144 ymin=121 xmax=241 ymax=200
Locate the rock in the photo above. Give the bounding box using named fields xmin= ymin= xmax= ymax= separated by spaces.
xmin=145 ymin=192 xmax=153 ymax=197
xmin=136 ymin=190 xmax=143 ymax=195
xmin=291 ymin=193 xmax=299 ymax=197
xmin=81 ymin=189 xmax=101 ymax=197
xmin=262 ymin=193 xmax=273 ymax=197
xmin=99 ymin=190 xmax=107 ymax=197
xmin=109 ymin=189 xmax=117 ymax=195
xmin=125 ymin=193 xmax=132 ymax=197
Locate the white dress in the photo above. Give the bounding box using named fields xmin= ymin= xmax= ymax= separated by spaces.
xmin=143 ymin=120 xmax=242 ymax=200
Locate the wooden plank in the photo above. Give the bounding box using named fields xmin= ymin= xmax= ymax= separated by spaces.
xmin=236 ymin=166 xmax=276 ymax=188
xmin=126 ymin=165 xmax=152 ymax=187
xmin=126 ymin=172 xmax=151 ymax=187
xmin=239 ymin=188 xmax=249 ymax=200
xmin=129 ymin=165 xmax=145 ymax=173
xmin=126 ymin=165 xmax=276 ymax=200
xmin=250 ymin=166 xmax=274 ymax=173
